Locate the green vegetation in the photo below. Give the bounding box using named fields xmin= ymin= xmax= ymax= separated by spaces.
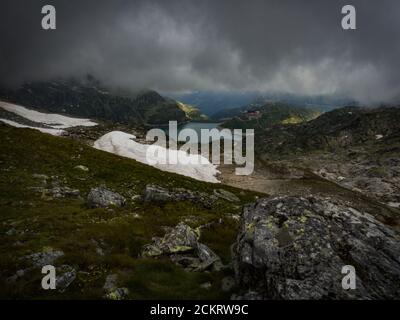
xmin=177 ymin=102 xmax=208 ymax=121
xmin=0 ymin=78 xmax=187 ymax=126
xmin=0 ymin=124 xmax=260 ymax=299
xmin=221 ymin=103 xmax=320 ymax=131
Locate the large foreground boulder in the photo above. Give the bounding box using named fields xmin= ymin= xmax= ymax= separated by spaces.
xmin=233 ymin=195 xmax=400 ymax=299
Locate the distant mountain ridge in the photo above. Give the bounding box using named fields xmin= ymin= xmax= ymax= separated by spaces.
xmin=219 ymin=102 xmax=321 ymax=129
xmin=176 ymin=102 xmax=208 ymax=121
xmin=172 ymin=91 xmax=356 ymax=117
xmin=255 ymin=105 xmax=400 ymax=209
xmin=258 ymin=106 xmax=400 ymax=154
xmin=0 ymin=77 xmax=187 ymax=126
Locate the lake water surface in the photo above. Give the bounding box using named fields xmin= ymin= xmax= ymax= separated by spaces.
xmin=164 ymin=122 xmax=218 ymax=142
xmin=162 ymin=122 xmax=245 ymax=142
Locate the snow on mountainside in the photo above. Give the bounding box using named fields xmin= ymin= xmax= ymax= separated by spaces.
xmin=0 ymin=101 xmax=97 ymax=128
xmin=0 ymin=101 xmax=219 ymax=183
xmin=0 ymin=118 xmax=65 ymax=136
xmin=94 ymin=131 xmax=220 ymax=183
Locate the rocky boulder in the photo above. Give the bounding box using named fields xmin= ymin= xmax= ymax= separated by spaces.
xmin=143 ymin=223 xmax=199 ymax=256
xmin=87 ymin=187 xmax=126 ymax=208
xmin=233 ymin=195 xmax=400 ymax=299
xmin=213 ymin=189 xmax=240 ymax=202
xmin=143 ymin=222 xmax=223 ymax=271
xmin=143 ymin=185 xmax=217 ymax=208
xmin=25 ymin=249 xmax=64 ymax=267
xmin=56 ymin=265 xmax=76 ymax=292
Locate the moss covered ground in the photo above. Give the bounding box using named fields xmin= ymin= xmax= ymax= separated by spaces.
xmin=0 ymin=124 xmax=261 ymax=299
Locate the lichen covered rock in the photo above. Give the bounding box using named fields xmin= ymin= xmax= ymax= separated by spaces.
xmin=233 ymin=195 xmax=400 ymax=299
xmin=142 ymin=222 xmax=223 ymax=271
xmin=143 ymin=185 xmax=217 ymax=208
xmin=87 ymin=187 xmax=126 ymax=208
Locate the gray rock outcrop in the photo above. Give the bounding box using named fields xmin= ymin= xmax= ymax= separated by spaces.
xmin=87 ymin=187 xmax=126 ymax=208
xmin=143 ymin=185 xmax=217 ymax=208
xmin=142 ymin=222 xmax=223 ymax=271
xmin=233 ymin=195 xmax=400 ymax=299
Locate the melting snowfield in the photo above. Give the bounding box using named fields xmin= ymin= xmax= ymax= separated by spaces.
xmin=0 ymin=101 xmax=219 ymax=183
xmin=0 ymin=101 xmax=97 ymax=135
xmin=94 ymin=131 xmax=220 ymax=183
xmin=0 ymin=118 xmax=65 ymax=136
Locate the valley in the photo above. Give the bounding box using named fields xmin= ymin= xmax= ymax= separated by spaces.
xmin=0 ymin=81 xmax=399 ymax=300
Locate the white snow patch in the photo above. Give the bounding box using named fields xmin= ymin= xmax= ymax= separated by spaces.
xmin=0 ymin=101 xmax=97 ymax=128
xmin=0 ymin=118 xmax=65 ymax=136
xmin=94 ymin=131 xmax=220 ymax=183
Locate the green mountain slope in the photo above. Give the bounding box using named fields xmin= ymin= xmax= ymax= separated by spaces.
xmin=220 ymin=102 xmax=320 ymax=130
xmin=0 ymin=124 xmax=259 ymax=299
xmin=255 ymin=106 xmax=400 ymax=208
xmin=0 ymin=77 xmax=187 ymax=126
xmin=176 ymin=102 xmax=208 ymax=121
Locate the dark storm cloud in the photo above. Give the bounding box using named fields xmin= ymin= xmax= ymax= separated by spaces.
xmin=0 ymin=0 xmax=399 ymax=103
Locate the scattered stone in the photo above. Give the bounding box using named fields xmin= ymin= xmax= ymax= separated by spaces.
xmin=233 ymin=195 xmax=400 ymax=299
xmin=143 ymin=185 xmax=173 ymax=202
xmin=104 ymin=287 xmax=129 ymax=300
xmin=142 ymin=222 xmax=199 ymax=257
xmin=49 ymin=186 xmax=80 ymax=198
xmin=57 ymin=265 xmax=76 ymax=292
xmin=5 ymin=228 xmax=17 ymax=236
xmin=92 ymin=239 xmax=107 ymax=256
xmin=387 ymin=202 xmax=400 ymax=208
xmin=131 ymin=195 xmax=142 ymax=202
xmin=74 ymin=165 xmax=89 ymax=172
xmin=6 ymin=274 xmax=18 ymax=283
xmin=232 ymin=290 xmax=263 ymax=300
xmin=142 ymin=222 xmax=223 ymax=272
xmin=5 ymin=268 xmax=26 ymax=283
xmin=32 ymin=174 xmax=49 ymax=181
xmin=16 ymin=270 xmax=25 ymax=277
xmin=103 ymin=274 xmax=118 ymax=292
xmin=25 ymin=249 xmax=64 ymax=267
xmin=200 ymin=282 xmax=212 ymax=290
xmin=213 ymin=189 xmax=240 ymax=202
xmin=87 ymin=187 xmax=126 ymax=208
xmin=196 ymin=243 xmax=223 ymax=271
xmin=143 ymin=185 xmax=217 ymax=208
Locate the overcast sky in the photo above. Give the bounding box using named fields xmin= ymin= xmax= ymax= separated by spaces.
xmin=1 ymin=0 xmax=399 ymax=103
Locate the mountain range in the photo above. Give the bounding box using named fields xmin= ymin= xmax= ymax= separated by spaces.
xmin=172 ymin=91 xmax=358 ymax=118
xmin=0 ymin=77 xmax=187 ymax=126
xmin=1 ymin=78 xmax=399 ymax=300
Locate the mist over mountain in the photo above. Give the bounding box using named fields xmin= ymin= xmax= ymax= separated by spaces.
xmin=0 ymin=77 xmax=187 ymax=126
xmin=1 ymin=0 xmax=400 ymax=104
xmin=172 ymin=91 xmax=357 ymax=117
xmin=1 ymin=1 xmax=400 ymax=302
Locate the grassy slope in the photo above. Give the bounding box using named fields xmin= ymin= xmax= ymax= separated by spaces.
xmin=177 ymin=102 xmax=208 ymax=121
xmin=221 ymin=103 xmax=320 ymax=130
xmin=0 ymin=124 xmax=261 ymax=299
